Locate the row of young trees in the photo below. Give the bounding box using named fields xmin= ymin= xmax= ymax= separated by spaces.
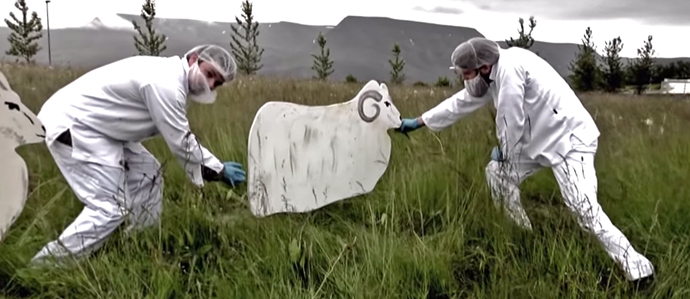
xmin=1 ymin=0 xmax=408 ymax=84
xmin=4 ymin=0 xmax=689 ymax=93
xmin=568 ymin=27 xmax=690 ymax=94
xmin=133 ymin=0 xmax=405 ymax=84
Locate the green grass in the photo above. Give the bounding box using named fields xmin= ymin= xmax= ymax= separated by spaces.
xmin=1 ymin=63 xmax=689 ymax=298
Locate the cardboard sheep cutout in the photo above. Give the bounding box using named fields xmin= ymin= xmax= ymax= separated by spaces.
xmin=0 ymin=70 xmax=46 ymax=242
xmin=247 ymin=80 xmax=402 ymax=217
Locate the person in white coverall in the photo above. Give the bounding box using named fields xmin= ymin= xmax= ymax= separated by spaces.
xmin=397 ymin=37 xmax=654 ymax=284
xmin=32 ymin=44 xmax=246 ymax=264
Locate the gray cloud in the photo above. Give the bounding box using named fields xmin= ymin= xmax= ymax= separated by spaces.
xmin=413 ymin=6 xmax=464 ymax=14
xmin=461 ymin=0 xmax=690 ymax=25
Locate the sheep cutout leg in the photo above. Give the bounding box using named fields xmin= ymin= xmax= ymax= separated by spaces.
xmin=0 ymin=70 xmax=46 ymax=243
xmin=247 ymin=80 xmax=402 ymax=217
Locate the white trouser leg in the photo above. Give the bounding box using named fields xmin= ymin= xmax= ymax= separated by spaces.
xmin=121 ymin=143 xmax=163 ymax=234
xmin=552 ymin=137 xmax=654 ymax=281
xmin=31 ymin=141 xmax=129 ymax=264
xmin=485 ymin=156 xmax=543 ymax=230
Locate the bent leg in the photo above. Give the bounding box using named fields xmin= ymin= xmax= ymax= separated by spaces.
xmin=122 ymin=143 xmax=164 ymax=234
xmin=552 ymin=138 xmax=654 ymax=281
xmin=485 ymin=158 xmax=542 ymax=230
xmin=31 ymin=142 xmax=128 ymax=264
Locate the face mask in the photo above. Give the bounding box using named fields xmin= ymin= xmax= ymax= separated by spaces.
xmin=188 ymin=62 xmax=217 ymax=104
xmin=464 ymin=70 xmax=490 ymax=98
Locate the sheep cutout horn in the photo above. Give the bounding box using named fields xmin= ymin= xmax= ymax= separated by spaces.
xmin=246 ymin=80 xmax=403 ymax=217
xmin=0 ymin=70 xmax=46 ymax=243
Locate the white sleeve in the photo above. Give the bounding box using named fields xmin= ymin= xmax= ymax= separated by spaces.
xmin=140 ymin=82 xmax=224 ymax=186
xmin=494 ymin=64 xmax=527 ymax=159
xmin=420 ymin=88 xmax=491 ymax=132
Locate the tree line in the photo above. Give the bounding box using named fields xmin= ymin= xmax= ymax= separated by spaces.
xmin=568 ymin=27 xmax=690 ymax=94
xmin=4 ymin=0 xmax=689 ymax=94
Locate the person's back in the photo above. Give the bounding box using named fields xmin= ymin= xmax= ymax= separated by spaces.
xmin=495 ymin=47 xmax=600 ymax=166
xmin=39 ymin=55 xmax=186 ymax=144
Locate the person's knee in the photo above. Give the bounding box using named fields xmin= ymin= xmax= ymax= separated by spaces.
xmin=127 ymin=172 xmax=163 ymax=218
xmin=148 ymin=155 xmax=162 ymax=171
xmin=485 ymin=160 xmax=506 ymax=183
xmin=126 ymin=153 xmax=164 ymax=187
xmin=145 ymin=170 xmax=164 ymax=197
xmin=89 ymin=204 xmax=127 ymax=226
xmin=132 ymin=204 xmax=161 ymax=223
xmin=125 ymin=195 xmax=162 ymax=231
xmin=485 ymin=160 xmax=498 ymax=176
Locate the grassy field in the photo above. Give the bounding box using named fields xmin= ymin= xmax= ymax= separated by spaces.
xmin=1 ymin=63 xmax=689 ymax=298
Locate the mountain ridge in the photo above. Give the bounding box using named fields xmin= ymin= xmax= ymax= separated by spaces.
xmin=0 ymin=14 xmax=687 ymax=83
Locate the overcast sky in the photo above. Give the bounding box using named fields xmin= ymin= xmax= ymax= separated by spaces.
xmin=2 ymin=0 xmax=688 ymax=58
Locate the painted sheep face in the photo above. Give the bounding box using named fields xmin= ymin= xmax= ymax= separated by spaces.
xmin=0 ymin=71 xmax=45 ymax=147
xmin=356 ymin=80 xmax=402 ymax=129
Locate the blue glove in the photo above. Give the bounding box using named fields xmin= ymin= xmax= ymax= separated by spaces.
xmin=397 ymin=118 xmax=423 ymax=134
xmin=221 ymin=161 xmax=246 ymax=187
xmin=490 ymin=146 xmax=504 ymax=162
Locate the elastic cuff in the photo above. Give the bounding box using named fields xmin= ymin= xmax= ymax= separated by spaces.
xmin=420 ymin=113 xmax=443 ymax=132
xmin=201 ymin=165 xmax=223 ymax=181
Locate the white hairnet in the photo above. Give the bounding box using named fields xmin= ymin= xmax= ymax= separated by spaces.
xmin=185 ymin=44 xmax=237 ymax=82
xmin=449 ymin=37 xmax=501 ymax=72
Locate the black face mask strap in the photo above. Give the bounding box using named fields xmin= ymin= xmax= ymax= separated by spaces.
xmin=480 ymin=66 xmax=493 ymax=84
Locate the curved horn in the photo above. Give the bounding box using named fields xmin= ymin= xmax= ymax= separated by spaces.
xmin=357 ymin=90 xmax=383 ymax=123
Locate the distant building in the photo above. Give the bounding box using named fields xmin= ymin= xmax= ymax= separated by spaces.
xmin=660 ymin=78 xmax=690 ymax=94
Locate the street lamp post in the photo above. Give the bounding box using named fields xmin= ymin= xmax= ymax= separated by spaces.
xmin=45 ymin=0 xmax=51 ymax=66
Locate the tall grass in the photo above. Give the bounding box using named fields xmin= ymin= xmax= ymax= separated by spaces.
xmin=1 ymin=63 xmax=689 ymax=298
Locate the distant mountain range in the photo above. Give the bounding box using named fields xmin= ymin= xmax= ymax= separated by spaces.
xmin=1 ymin=14 xmax=688 ymax=83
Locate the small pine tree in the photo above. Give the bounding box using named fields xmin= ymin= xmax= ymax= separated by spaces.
xmin=4 ymin=0 xmax=43 ymax=64
xmin=628 ymin=35 xmax=655 ymax=95
xmin=345 ymin=74 xmax=357 ymax=83
xmin=389 ymin=43 xmax=406 ymax=84
xmin=505 ymin=16 xmax=536 ymax=49
xmin=675 ymin=61 xmax=690 ymax=78
xmin=654 ymin=61 xmax=690 ymax=82
xmin=568 ymin=27 xmax=601 ymax=92
xmin=311 ymin=32 xmax=334 ymax=80
xmin=230 ymin=0 xmax=264 ymax=76
xmin=132 ymin=0 xmax=167 ymax=56
xmin=435 ymin=76 xmax=451 ymax=87
xmin=601 ymin=36 xmax=625 ymax=92
xmin=454 ymin=75 xmax=465 ymax=89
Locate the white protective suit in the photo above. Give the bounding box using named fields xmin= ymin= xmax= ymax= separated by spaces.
xmin=32 ymin=50 xmax=230 ymax=264
xmin=421 ymin=46 xmax=655 ymax=281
